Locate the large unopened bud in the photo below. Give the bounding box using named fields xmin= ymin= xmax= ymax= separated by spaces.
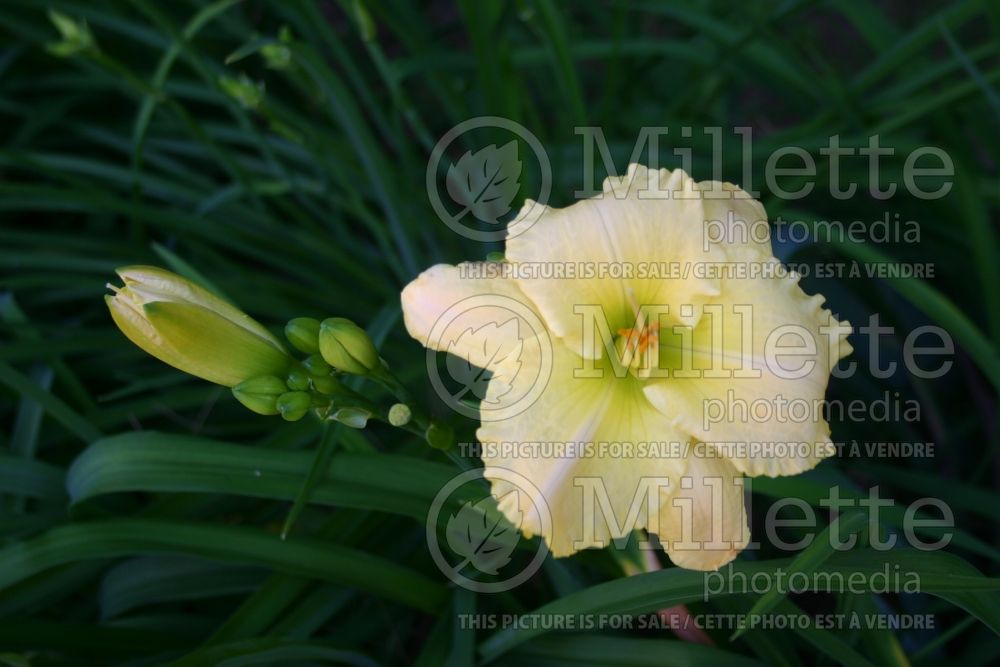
xmin=106 ymin=266 xmax=291 ymax=387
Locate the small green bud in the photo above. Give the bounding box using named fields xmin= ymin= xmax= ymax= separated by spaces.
xmin=276 ymin=391 xmax=312 ymax=421
xmin=285 ymin=317 xmax=321 ymax=354
xmin=46 ymin=10 xmax=96 ymax=58
xmin=302 ymin=354 xmax=331 ymax=377
xmin=425 ymin=421 xmax=454 ymax=451
xmin=233 ymin=376 xmax=287 ymax=416
xmin=332 ymin=407 xmax=371 ymax=429
xmin=261 ymin=41 xmax=291 ymax=70
xmin=311 ymin=374 xmax=346 ymax=396
xmin=286 ymin=365 xmax=311 ymax=391
xmin=218 ymin=73 xmax=265 ymax=110
xmin=388 ymin=403 xmax=412 ymax=427
xmin=319 ymin=317 xmax=380 ymax=375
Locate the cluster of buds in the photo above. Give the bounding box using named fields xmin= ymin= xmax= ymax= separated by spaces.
xmin=105 ymin=267 xmax=417 ymax=431
xmin=232 ymin=316 xmax=387 ymax=424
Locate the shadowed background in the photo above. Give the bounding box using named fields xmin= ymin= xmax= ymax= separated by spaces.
xmin=0 ymin=1 xmax=998 ymax=665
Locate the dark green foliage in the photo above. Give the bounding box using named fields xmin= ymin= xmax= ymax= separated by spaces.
xmin=0 ymin=1 xmax=998 ymax=664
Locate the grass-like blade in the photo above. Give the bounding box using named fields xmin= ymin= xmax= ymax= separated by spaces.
xmin=0 ymin=519 xmax=446 ymax=613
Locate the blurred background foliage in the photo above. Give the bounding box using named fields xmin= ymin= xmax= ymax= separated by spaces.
xmin=0 ymin=0 xmax=999 ymax=665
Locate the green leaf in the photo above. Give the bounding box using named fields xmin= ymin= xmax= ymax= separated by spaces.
xmin=0 ymin=452 xmax=65 ymax=500
xmin=0 ymin=618 xmax=190 ymax=656
xmin=825 ymin=240 xmax=1000 ymax=393
xmin=731 ymin=511 xmax=870 ymax=640
xmin=498 ymin=634 xmax=769 ymax=667
xmin=770 ymin=598 xmax=878 ymax=667
xmin=164 ymin=637 xmax=380 ymax=667
xmin=205 ymin=573 xmax=313 ymax=644
xmin=0 ymin=519 xmax=446 ymax=613
xmin=99 ymin=556 xmax=265 ymax=619
xmin=280 ymin=420 xmax=340 ymax=538
xmin=131 ymin=0 xmax=246 ymax=164
xmin=67 ymin=431 xmax=459 ymax=519
xmin=478 ymin=549 xmax=1000 ymax=661
xmin=0 ymin=361 xmax=102 ymax=443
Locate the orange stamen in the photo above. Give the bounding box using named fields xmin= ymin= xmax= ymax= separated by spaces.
xmin=617 ymin=322 xmax=660 ymax=355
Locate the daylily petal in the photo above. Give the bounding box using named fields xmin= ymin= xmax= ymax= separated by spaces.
xmin=699 ymin=180 xmax=773 ymax=260
xmin=479 ymin=342 xmax=688 ymax=557
xmin=505 ymin=165 xmax=725 ymax=359
xmin=645 ymin=257 xmax=852 ymax=476
xmin=401 ymin=262 xmax=547 ymax=375
xmin=659 ymin=448 xmax=749 ymax=571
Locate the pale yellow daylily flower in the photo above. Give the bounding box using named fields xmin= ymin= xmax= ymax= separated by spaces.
xmin=403 ymin=165 xmax=852 ymax=570
xmin=106 ymin=266 xmax=291 ymax=387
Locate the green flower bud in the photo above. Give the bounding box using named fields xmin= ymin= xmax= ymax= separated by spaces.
xmin=285 ymin=317 xmax=321 ymax=354
xmin=388 ymin=403 xmax=412 ymax=427
xmin=319 ymin=318 xmax=380 ymax=375
xmin=261 ymin=42 xmax=291 ymax=70
xmin=286 ymin=365 xmax=311 ymax=391
xmin=218 ymin=73 xmax=265 ymax=110
xmin=106 ymin=266 xmax=291 ymax=387
xmin=302 ymin=354 xmax=331 ymax=377
xmin=332 ymin=407 xmax=371 ymax=429
xmin=311 ymin=374 xmax=346 ymax=396
xmin=277 ymin=391 xmax=312 ymax=422
xmin=425 ymin=421 xmax=454 ymax=451
xmin=46 ymin=10 xmax=96 ymax=58
xmin=232 ymin=375 xmax=288 ymax=416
